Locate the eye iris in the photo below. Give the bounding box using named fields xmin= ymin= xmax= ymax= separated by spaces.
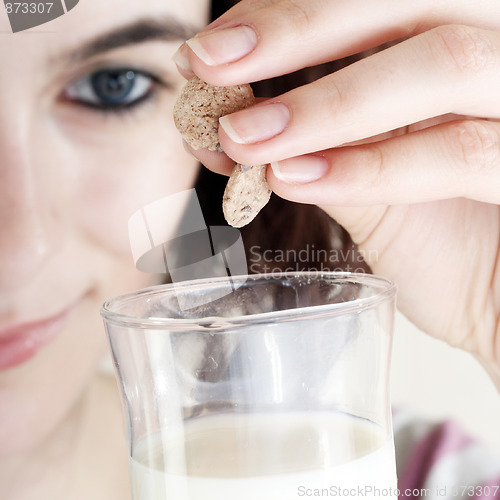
xmin=91 ymin=70 xmax=136 ymax=104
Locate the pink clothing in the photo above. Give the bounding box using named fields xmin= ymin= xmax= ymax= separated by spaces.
xmin=393 ymin=412 xmax=500 ymax=499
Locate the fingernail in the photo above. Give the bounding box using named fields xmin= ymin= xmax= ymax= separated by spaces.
xmin=186 ymin=25 xmax=257 ymax=66
xmin=219 ymin=102 xmax=290 ymax=144
xmin=182 ymin=140 xmax=195 ymax=157
xmin=172 ymin=43 xmax=192 ymax=72
xmin=271 ymin=156 xmax=329 ymax=184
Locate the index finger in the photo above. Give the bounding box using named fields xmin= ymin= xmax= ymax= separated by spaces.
xmin=182 ymin=0 xmax=500 ymax=86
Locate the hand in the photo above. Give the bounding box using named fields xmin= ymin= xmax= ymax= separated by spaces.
xmin=176 ymin=0 xmax=500 ymax=388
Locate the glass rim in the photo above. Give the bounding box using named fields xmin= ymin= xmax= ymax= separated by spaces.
xmin=100 ymin=271 xmax=396 ymax=330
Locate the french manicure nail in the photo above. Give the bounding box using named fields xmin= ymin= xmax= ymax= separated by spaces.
xmin=186 ymin=25 xmax=257 ymax=66
xmin=271 ymin=156 xmax=329 ymax=184
xmin=182 ymin=140 xmax=195 ymax=157
xmin=219 ymin=103 xmax=290 ymax=144
xmin=172 ymin=43 xmax=192 ymax=72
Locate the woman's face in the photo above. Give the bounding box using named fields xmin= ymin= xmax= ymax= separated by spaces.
xmin=0 ymin=0 xmax=209 ymax=455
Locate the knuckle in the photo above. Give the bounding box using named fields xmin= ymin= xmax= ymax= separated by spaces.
xmin=357 ymin=144 xmax=386 ymax=192
xmin=429 ymin=24 xmax=496 ymax=74
xmin=447 ymin=120 xmax=500 ymax=173
xmin=368 ymin=145 xmax=386 ymax=185
xmin=317 ymin=74 xmax=352 ymax=117
xmin=275 ymin=0 xmax=314 ymax=30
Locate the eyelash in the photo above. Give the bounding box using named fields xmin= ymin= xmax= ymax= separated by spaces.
xmin=63 ymin=67 xmax=171 ymax=115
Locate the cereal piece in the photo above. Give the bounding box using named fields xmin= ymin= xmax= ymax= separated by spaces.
xmin=173 ymin=76 xmax=255 ymax=151
xmin=174 ymin=77 xmax=272 ymax=227
xmin=223 ymin=164 xmax=271 ymax=228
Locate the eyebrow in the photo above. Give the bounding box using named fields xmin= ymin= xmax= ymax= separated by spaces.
xmin=59 ymin=17 xmax=199 ymax=64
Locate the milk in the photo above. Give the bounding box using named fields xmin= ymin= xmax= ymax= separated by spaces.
xmin=129 ymin=412 xmax=397 ymax=500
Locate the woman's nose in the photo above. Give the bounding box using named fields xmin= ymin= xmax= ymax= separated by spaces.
xmin=0 ymin=120 xmax=59 ymax=289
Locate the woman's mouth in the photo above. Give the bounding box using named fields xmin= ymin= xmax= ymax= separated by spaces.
xmin=0 ymin=308 xmax=72 ymax=371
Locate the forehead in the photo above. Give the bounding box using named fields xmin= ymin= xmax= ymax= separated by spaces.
xmin=0 ymin=0 xmax=209 ymax=60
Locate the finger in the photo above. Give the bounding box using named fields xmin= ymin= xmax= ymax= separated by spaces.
xmin=215 ymin=25 xmax=500 ymax=167
xmin=184 ymin=141 xmax=234 ymax=176
xmin=203 ymin=0 xmax=275 ymax=33
xmin=172 ymin=0 xmax=273 ymax=79
xmin=179 ymin=97 xmax=270 ymax=176
xmin=185 ymin=0 xmax=423 ymax=85
xmin=184 ymin=0 xmax=500 ymax=86
xmin=266 ymin=118 xmax=500 ymax=206
xmin=172 ymin=43 xmax=195 ymax=79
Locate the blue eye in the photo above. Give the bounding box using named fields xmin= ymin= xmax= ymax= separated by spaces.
xmin=65 ymin=68 xmax=157 ymax=110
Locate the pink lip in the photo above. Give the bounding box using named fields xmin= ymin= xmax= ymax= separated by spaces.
xmin=0 ymin=308 xmax=72 ymax=371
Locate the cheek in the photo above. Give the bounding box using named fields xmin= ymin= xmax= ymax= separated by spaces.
xmin=74 ymin=139 xmax=200 ymax=257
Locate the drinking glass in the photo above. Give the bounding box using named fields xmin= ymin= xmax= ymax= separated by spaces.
xmin=101 ymin=272 xmax=397 ymax=500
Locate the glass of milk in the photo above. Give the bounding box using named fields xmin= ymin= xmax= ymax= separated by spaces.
xmin=101 ymin=272 xmax=397 ymax=500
